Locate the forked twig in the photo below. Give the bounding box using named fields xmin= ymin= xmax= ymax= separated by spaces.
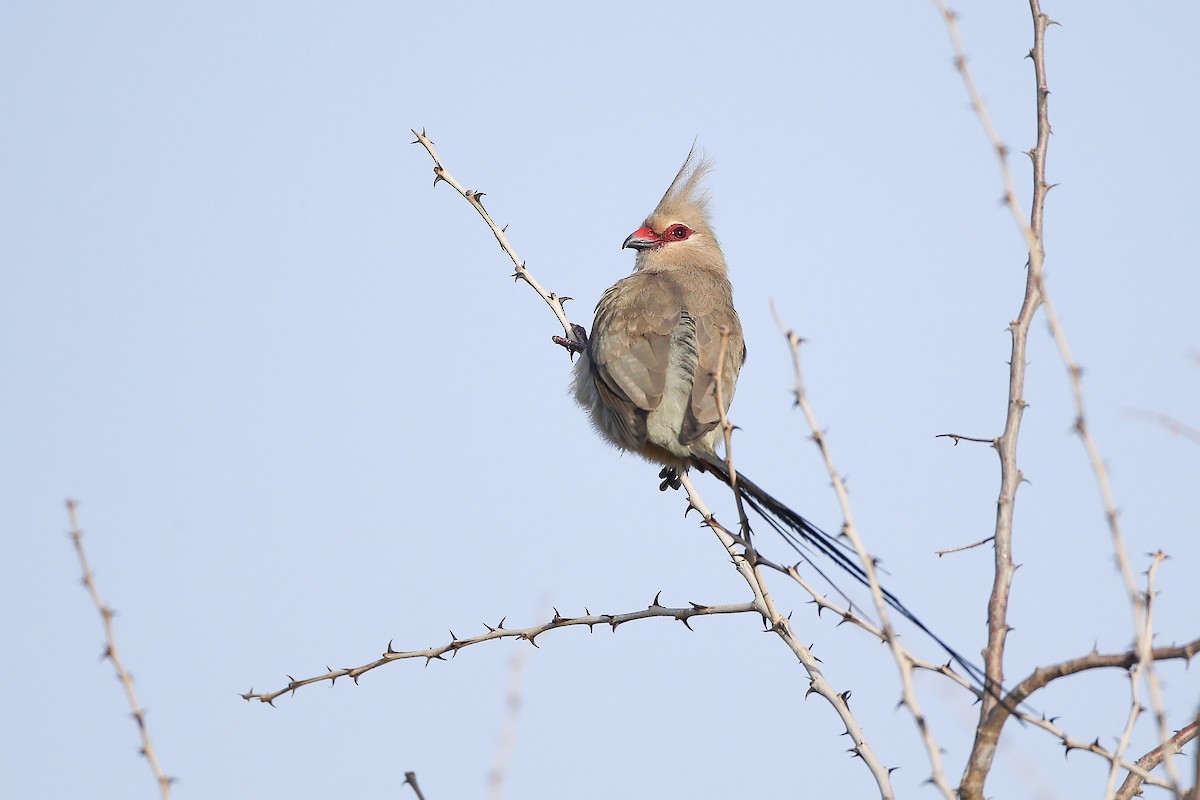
xmin=677 ymin=474 xmax=897 ymax=799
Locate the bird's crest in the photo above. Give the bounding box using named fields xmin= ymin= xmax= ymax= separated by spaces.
xmin=648 ymin=147 xmax=714 ymax=233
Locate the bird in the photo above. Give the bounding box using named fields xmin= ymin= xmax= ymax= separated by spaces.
xmin=563 ymin=149 xmax=988 ymax=689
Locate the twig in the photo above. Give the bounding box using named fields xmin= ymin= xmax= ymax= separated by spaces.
xmin=410 ymin=129 xmax=580 ymax=346
xmin=66 ymin=499 xmax=173 ymax=799
xmin=1011 ymin=709 xmax=1177 ymax=792
xmin=242 ymin=600 xmax=757 ymax=705
xmin=678 ymin=474 xmax=897 ymax=799
xmin=1124 ymin=409 xmax=1200 ymax=446
xmin=712 ymin=326 xmax=753 ymax=542
xmin=1001 ymin=636 xmax=1200 ymax=714
xmin=489 ymin=641 xmax=530 ymax=800
xmin=935 ymin=536 xmax=994 ymax=557
xmin=1114 ymin=722 xmax=1199 ymax=800
xmin=1106 ymin=551 xmax=1165 ymax=795
xmin=407 ymin=132 xmax=895 ymax=795
xmin=770 ymin=304 xmax=954 ymax=799
xmin=935 ymin=433 xmax=997 ymax=446
xmin=404 ymin=771 xmax=429 ymax=800
xmin=930 ymin=3 xmax=1048 ymax=795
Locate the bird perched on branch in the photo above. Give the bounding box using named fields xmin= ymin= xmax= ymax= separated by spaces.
xmin=561 ymin=149 xmax=985 ymax=688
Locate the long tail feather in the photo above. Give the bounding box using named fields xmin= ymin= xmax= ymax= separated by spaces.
xmin=696 ymin=455 xmax=990 ymax=691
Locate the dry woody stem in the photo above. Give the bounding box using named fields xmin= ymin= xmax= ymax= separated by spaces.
xmin=66 ymin=499 xmax=173 ymax=799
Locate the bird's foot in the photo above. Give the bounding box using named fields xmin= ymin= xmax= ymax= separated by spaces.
xmin=658 ymin=467 xmax=682 ymax=492
xmin=551 ymin=324 xmax=589 ymax=357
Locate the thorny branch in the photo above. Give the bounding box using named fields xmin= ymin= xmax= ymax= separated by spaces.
xmin=677 ymin=473 xmax=897 ymax=800
xmin=241 ymin=600 xmax=757 ymax=705
xmin=405 ymin=132 xmax=897 ymax=798
xmin=932 ymin=3 xmax=1046 ymax=796
xmin=771 ymin=305 xmax=954 ymax=799
xmin=1115 ymin=722 xmax=1199 ymax=800
xmin=936 ymin=3 xmax=1195 ymax=797
xmin=66 ymin=500 xmax=174 ymax=799
xmin=409 ymin=129 xmax=581 ymax=348
xmin=1106 ymin=551 xmax=1167 ymax=795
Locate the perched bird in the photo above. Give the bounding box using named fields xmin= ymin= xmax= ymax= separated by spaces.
xmin=570 ymin=150 xmax=745 ymax=474
xmin=565 ymin=149 xmax=985 ymax=688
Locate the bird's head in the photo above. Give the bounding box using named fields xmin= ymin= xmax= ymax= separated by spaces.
xmin=623 ymin=148 xmax=724 ymax=272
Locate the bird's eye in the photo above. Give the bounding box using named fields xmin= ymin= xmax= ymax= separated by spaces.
xmin=671 ymin=225 xmax=689 ymax=239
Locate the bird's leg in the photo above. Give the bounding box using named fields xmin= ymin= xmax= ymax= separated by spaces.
xmin=658 ymin=466 xmax=682 ymax=492
xmin=551 ymin=323 xmax=589 ymax=356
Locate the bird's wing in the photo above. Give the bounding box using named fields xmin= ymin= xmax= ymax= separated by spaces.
xmin=589 ymin=275 xmax=680 ymax=446
xmin=681 ymin=309 xmax=742 ymax=445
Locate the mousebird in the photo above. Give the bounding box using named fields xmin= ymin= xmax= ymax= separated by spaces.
xmin=563 ymin=149 xmax=986 ymax=689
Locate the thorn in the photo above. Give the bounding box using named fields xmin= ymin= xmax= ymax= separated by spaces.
xmin=840 ymin=690 xmax=852 ymax=706
xmin=386 ymin=640 xmax=396 ymax=654
xmin=497 ymin=616 xmax=507 ymax=630
xmin=651 ymin=591 xmax=663 ymax=608
xmin=680 ymin=617 xmax=694 ymax=631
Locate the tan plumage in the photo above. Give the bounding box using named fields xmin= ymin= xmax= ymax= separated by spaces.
xmin=573 ymin=150 xmax=745 ymax=468
xmin=569 ymin=151 xmax=986 ymax=690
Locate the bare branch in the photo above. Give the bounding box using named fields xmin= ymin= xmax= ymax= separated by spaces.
xmin=404 ymin=771 xmax=429 ymax=800
xmin=489 ymin=640 xmax=530 ymax=800
xmin=1115 ymin=722 xmax=1199 ymax=800
xmin=1009 ymin=709 xmax=1178 ymax=792
xmin=770 ymin=304 xmax=954 ymax=799
xmin=1107 ymin=551 xmax=1164 ymax=794
xmin=1124 ymin=409 xmax=1200 ymax=446
xmin=934 ymin=537 xmax=995 ymax=557
xmin=66 ymin=500 xmax=173 ymax=799
xmin=934 ymin=433 xmax=997 ymax=446
xmin=409 ymin=129 xmax=581 ymax=347
xmin=929 ymin=3 xmax=1048 ymax=795
xmin=242 ymin=601 xmax=757 ymax=705
xmin=678 ymin=474 xmax=898 ymax=799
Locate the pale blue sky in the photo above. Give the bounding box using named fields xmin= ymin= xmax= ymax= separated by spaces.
xmin=3 ymin=3 xmax=1198 ymax=798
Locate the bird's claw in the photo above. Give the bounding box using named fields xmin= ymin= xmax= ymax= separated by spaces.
xmin=658 ymin=467 xmax=682 ymax=492
xmin=552 ymin=323 xmax=589 ymax=357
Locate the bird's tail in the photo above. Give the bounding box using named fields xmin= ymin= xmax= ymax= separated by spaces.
xmin=694 ymin=453 xmax=988 ymax=690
